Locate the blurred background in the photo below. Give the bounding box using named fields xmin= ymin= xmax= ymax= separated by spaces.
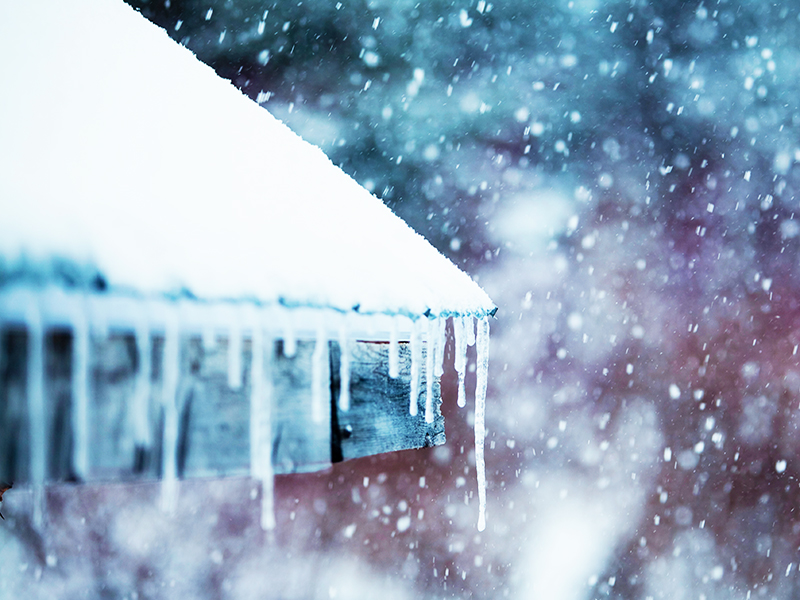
xmin=3 ymin=0 xmax=800 ymax=598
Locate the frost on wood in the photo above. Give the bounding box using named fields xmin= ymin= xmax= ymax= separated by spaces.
xmin=0 ymin=0 xmax=495 ymax=320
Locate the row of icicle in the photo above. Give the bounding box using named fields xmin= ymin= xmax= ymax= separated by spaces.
xmin=9 ymin=295 xmax=490 ymax=531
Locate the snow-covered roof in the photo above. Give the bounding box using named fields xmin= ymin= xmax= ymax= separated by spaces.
xmin=0 ymin=0 xmax=494 ymax=323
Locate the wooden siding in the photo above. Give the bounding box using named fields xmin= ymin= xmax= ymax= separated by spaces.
xmin=0 ymin=328 xmax=444 ymax=484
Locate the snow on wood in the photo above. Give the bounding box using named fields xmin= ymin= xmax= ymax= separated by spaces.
xmin=0 ymin=0 xmax=495 ymax=320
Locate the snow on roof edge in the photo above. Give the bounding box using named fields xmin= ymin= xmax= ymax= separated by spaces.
xmin=0 ymin=0 xmax=496 ymax=321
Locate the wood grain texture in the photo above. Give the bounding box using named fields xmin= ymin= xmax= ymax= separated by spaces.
xmin=331 ymin=341 xmax=444 ymax=462
xmin=0 ymin=328 xmax=444 ymax=485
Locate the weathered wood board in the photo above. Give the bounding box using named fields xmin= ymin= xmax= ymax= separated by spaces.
xmin=331 ymin=342 xmax=444 ymax=461
xmin=0 ymin=328 xmax=443 ymax=485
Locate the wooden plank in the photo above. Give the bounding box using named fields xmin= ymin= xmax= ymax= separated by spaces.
xmin=270 ymin=340 xmax=332 ymax=474
xmin=174 ymin=336 xmax=250 ymax=478
xmin=0 ymin=330 xmax=33 ymax=483
xmin=330 ymin=341 xmax=444 ymax=462
xmin=0 ymin=328 xmax=444 ymax=485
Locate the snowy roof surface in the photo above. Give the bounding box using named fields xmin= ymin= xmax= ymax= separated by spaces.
xmin=0 ymin=0 xmax=494 ymax=320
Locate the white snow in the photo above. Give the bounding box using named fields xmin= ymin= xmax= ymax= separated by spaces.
xmin=466 ymin=315 xmax=477 ymax=347
xmin=0 ymin=0 xmax=494 ymax=321
xmin=282 ymin=315 xmax=298 ymax=358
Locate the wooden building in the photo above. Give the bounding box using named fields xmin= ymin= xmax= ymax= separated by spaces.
xmin=0 ymin=0 xmax=495 ymax=529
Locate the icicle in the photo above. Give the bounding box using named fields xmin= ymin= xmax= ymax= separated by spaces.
xmin=311 ymin=326 xmax=326 ymax=423
xmin=464 ymin=315 xmax=476 ymax=346
xmin=260 ymin=455 xmax=276 ymax=530
xmin=201 ymin=325 xmax=216 ymax=351
xmin=425 ymin=318 xmax=435 ymax=424
xmin=388 ymin=316 xmax=399 ymax=379
xmin=249 ymin=325 xmax=275 ymax=530
xmin=409 ymin=319 xmax=421 ymax=416
xmin=71 ymin=305 xmax=90 ymax=479
xmin=133 ymin=319 xmax=152 ymax=447
xmin=283 ymin=316 xmax=297 ymax=358
xmin=474 ymin=317 xmax=490 ymax=532
xmin=338 ymin=324 xmax=350 ymax=412
xmin=88 ymin=295 xmax=109 ymax=340
xmin=453 ymin=316 xmax=468 ymax=408
xmin=249 ymin=326 xmax=264 ymax=472
xmin=434 ymin=316 xmax=446 ymax=378
xmin=160 ymin=312 xmax=180 ymax=514
xmin=25 ymin=301 xmax=46 ymax=527
xmin=227 ymin=318 xmax=243 ymax=390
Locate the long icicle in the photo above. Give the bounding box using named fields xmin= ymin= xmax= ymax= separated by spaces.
xmin=227 ymin=316 xmax=243 ymax=390
xmin=434 ymin=316 xmax=446 ymax=378
xmin=25 ymin=301 xmax=46 ymax=527
xmin=71 ymin=301 xmax=90 ymax=479
xmin=201 ymin=324 xmax=216 ymax=352
xmin=453 ymin=316 xmax=468 ymax=408
xmin=338 ymin=322 xmax=350 ymax=412
xmin=311 ymin=325 xmax=326 ymax=423
xmin=282 ymin=313 xmax=297 ymax=358
xmin=262 ymin=334 xmax=276 ymax=531
xmin=465 ymin=314 xmax=476 ymax=347
xmin=388 ymin=316 xmax=399 ymax=379
xmin=250 ymin=324 xmax=275 ymax=530
xmin=160 ymin=311 xmax=180 ymax=514
xmin=133 ymin=317 xmax=152 ymax=448
xmin=409 ymin=319 xmax=421 ymax=416
xmin=425 ymin=318 xmax=435 ymax=423
xmin=475 ymin=316 xmax=490 ymax=532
